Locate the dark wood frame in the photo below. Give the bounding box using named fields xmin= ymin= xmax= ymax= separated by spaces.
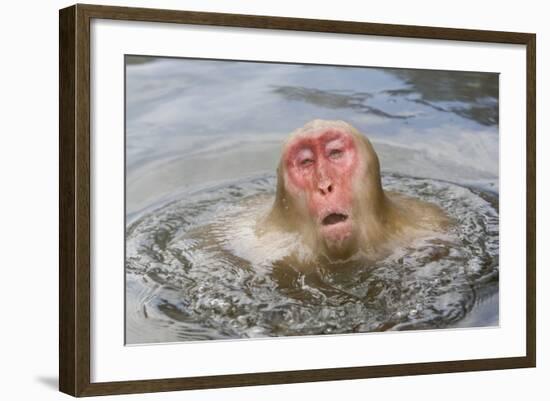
xmin=59 ymin=3 xmax=536 ymax=397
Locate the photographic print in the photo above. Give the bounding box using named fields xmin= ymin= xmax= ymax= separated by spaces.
xmin=124 ymin=55 xmax=499 ymax=345
xmin=59 ymin=5 xmax=535 ymax=395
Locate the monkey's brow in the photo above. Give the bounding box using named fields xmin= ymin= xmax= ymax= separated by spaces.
xmin=296 ymin=147 xmax=314 ymax=157
xmin=325 ymin=138 xmax=345 ymax=148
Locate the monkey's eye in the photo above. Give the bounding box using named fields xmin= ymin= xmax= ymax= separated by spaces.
xmin=296 ymin=148 xmax=314 ymax=167
xmin=328 ymin=149 xmax=343 ymax=159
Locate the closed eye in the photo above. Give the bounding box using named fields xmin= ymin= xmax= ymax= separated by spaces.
xmin=328 ymin=149 xmax=343 ymax=159
xmin=295 ymin=148 xmax=314 ymax=167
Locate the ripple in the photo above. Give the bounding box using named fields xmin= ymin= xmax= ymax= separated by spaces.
xmin=125 ymin=174 xmax=499 ymax=343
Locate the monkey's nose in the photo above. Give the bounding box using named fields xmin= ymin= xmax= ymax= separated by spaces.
xmin=318 ymin=180 xmax=333 ymax=195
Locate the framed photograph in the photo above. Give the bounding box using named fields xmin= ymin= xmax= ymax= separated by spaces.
xmin=59 ymin=3 xmax=536 ymax=397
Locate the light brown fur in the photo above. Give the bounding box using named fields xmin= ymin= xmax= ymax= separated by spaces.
xmin=258 ymin=120 xmax=451 ymax=265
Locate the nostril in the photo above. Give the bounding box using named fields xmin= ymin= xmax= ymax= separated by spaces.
xmin=318 ymin=182 xmax=333 ymax=195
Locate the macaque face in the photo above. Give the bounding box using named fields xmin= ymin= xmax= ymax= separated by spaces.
xmin=283 ymin=129 xmax=361 ymax=246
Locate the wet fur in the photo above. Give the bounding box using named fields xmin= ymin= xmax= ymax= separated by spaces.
xmin=258 ymin=120 xmax=451 ymax=264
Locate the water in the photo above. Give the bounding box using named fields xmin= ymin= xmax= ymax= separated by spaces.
xmin=125 ymin=56 xmax=499 ymax=344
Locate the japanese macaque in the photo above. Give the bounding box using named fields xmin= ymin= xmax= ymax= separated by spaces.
xmin=258 ymin=119 xmax=450 ymax=265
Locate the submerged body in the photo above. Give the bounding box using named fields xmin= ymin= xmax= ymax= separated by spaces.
xmin=126 ymin=171 xmax=499 ymax=342
xmin=258 ymin=120 xmax=451 ymax=265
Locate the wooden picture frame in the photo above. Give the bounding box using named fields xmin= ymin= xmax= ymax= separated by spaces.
xmin=59 ymin=3 xmax=536 ymax=397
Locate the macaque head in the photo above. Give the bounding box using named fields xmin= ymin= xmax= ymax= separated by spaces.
xmin=271 ymin=120 xmax=385 ymax=259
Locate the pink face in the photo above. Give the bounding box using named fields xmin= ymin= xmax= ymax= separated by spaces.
xmin=283 ymin=129 xmax=360 ymax=244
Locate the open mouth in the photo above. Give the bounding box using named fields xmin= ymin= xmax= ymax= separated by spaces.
xmin=321 ymin=213 xmax=348 ymax=226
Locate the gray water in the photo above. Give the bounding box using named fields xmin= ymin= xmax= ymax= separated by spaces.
xmin=125 ymin=56 xmax=499 ymax=344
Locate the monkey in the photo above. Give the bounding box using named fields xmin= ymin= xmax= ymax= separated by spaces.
xmin=257 ymin=119 xmax=451 ymax=267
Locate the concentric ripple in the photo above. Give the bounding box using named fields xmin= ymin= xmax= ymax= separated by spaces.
xmin=125 ymin=174 xmax=499 ymax=344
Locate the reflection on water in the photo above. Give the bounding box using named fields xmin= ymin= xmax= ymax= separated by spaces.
xmin=386 ymin=69 xmax=499 ymax=126
xmin=125 ymin=56 xmax=499 ymax=343
xmin=272 ymin=86 xmax=412 ymax=119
